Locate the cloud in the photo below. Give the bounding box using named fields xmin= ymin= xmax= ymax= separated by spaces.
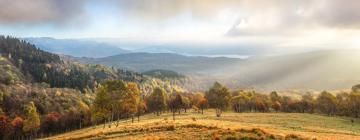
xmin=113 ymin=0 xmax=228 ymax=18
xmin=225 ymin=0 xmax=360 ymax=36
xmin=0 ymin=0 xmax=85 ymax=25
xmin=1 ymin=0 xmax=359 ymax=38
xmin=108 ymin=0 xmax=360 ymax=26
xmin=309 ymin=0 xmax=360 ymax=28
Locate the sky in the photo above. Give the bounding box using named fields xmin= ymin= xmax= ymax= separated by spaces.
xmin=1 ymin=0 xmax=360 ymax=51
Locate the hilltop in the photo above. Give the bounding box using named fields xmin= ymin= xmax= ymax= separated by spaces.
xmin=42 ymin=110 xmax=360 ymax=140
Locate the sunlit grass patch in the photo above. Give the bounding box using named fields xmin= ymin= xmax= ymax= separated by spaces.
xmin=42 ymin=111 xmax=360 ymax=140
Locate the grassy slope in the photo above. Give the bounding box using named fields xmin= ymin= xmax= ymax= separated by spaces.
xmin=42 ymin=110 xmax=360 ymax=140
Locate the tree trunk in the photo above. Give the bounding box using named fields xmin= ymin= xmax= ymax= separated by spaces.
xmin=103 ymin=119 xmax=106 ymax=129
xmin=173 ymin=110 xmax=175 ymax=120
xmin=116 ymin=114 xmax=120 ymax=127
xmin=138 ymin=113 xmax=140 ymax=122
xmin=201 ymin=108 xmax=204 ymax=114
xmin=216 ymin=108 xmax=222 ymax=117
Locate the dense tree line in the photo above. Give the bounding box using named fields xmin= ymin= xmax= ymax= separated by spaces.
xmin=0 ymin=83 xmax=93 ymax=139
xmin=0 ymin=36 xmax=150 ymax=92
xmin=91 ymin=80 xmax=145 ymax=128
xmin=0 ymin=36 xmax=93 ymax=90
xmin=3 ymin=80 xmax=360 ymax=139
xmin=92 ymin=81 xmax=360 ymax=123
xmin=0 ymin=98 xmax=92 ymax=139
xmin=92 ymin=80 xmax=206 ymax=122
xmin=205 ymin=82 xmax=360 ymax=118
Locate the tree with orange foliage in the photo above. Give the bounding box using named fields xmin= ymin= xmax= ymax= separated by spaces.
xmin=126 ymin=82 xmax=141 ymax=123
xmin=169 ymin=93 xmax=183 ymax=120
xmin=255 ymin=100 xmax=267 ymax=112
xmin=0 ymin=115 xmax=13 ymax=139
xmin=198 ymin=98 xmax=208 ymax=114
xmin=272 ymin=101 xmax=281 ymax=112
xmin=11 ymin=116 xmax=24 ymax=139
xmin=42 ymin=112 xmax=61 ymax=134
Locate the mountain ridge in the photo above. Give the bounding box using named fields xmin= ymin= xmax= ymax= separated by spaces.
xmin=75 ymin=49 xmax=360 ymax=91
xmin=24 ymin=37 xmax=131 ymax=58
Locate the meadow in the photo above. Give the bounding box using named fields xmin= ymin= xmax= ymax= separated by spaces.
xmin=42 ymin=110 xmax=360 ymax=140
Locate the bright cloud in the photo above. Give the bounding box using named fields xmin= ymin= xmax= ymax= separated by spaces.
xmin=0 ymin=0 xmax=359 ymax=50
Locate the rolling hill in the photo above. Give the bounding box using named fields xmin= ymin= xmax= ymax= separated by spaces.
xmin=80 ymin=52 xmax=241 ymax=74
xmin=78 ymin=50 xmax=360 ymax=91
xmin=41 ymin=110 xmax=360 ymax=140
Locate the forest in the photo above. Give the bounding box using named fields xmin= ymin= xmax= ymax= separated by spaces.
xmin=0 ymin=36 xmax=360 ymax=139
xmin=0 ymin=36 xmax=185 ymax=139
xmin=2 ymin=79 xmax=360 ymax=139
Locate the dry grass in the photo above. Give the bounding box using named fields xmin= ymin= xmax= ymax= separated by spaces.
xmin=41 ymin=110 xmax=360 ymax=140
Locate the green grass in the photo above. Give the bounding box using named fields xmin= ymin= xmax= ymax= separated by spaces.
xmin=203 ymin=112 xmax=360 ymax=135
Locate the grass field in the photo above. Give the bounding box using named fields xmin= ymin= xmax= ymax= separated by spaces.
xmin=42 ymin=110 xmax=360 ymax=140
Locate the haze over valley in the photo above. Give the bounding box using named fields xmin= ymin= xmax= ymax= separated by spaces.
xmin=24 ymin=37 xmax=360 ymax=91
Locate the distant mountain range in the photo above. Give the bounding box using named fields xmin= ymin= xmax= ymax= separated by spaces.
xmin=74 ymin=50 xmax=360 ymax=91
xmin=24 ymin=37 xmax=130 ymax=58
xmin=25 ymin=37 xmax=320 ymax=58
xmin=77 ymin=52 xmax=241 ymax=74
xmin=22 ymin=37 xmax=360 ymax=91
